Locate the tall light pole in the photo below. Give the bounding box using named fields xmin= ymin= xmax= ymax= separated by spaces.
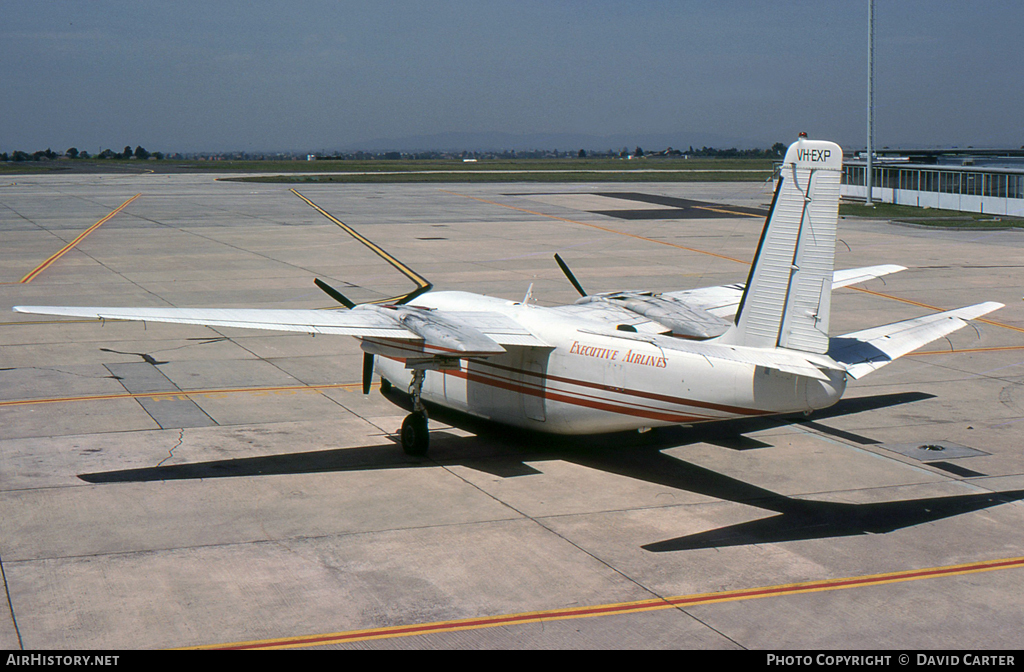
xmin=866 ymin=0 xmax=875 ymax=206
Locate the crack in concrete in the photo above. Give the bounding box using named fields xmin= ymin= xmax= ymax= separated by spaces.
xmin=157 ymin=429 xmax=185 ymax=467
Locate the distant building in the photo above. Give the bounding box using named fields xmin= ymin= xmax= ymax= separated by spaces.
xmin=840 ymin=158 xmax=1024 ymax=217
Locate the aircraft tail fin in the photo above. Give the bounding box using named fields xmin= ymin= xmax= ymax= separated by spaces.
xmin=720 ymin=136 xmax=843 ymax=354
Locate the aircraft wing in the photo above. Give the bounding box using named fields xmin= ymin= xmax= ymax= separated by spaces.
xmin=548 ymin=303 xmax=671 ymax=334
xmin=14 ymin=305 xmax=412 ymax=337
xmin=557 ymin=265 xmax=907 ymax=338
xmin=442 ymin=311 xmax=551 ymax=347
xmin=12 ymin=305 xmax=547 ymax=352
xmin=828 ymin=301 xmax=1004 ymax=379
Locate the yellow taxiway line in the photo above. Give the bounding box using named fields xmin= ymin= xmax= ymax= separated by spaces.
xmin=849 ymin=286 xmax=1024 ymax=335
xmin=909 ymin=344 xmax=1024 ymax=356
xmin=290 ymin=188 xmax=431 ymax=303
xmin=18 ymin=194 xmax=141 ymax=284
xmin=0 ymin=382 xmax=367 ymax=409
xmin=191 ymin=555 xmax=1024 ymax=649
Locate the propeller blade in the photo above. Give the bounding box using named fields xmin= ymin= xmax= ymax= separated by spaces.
xmin=554 ymin=254 xmax=587 ymax=297
xmin=314 ymin=278 xmax=356 ymax=309
xmin=362 ymin=352 xmax=374 ymax=395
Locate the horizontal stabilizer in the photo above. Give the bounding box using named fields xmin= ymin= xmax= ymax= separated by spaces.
xmin=831 ymin=264 xmax=906 ymax=290
xmin=828 ymin=302 xmax=1004 ymax=379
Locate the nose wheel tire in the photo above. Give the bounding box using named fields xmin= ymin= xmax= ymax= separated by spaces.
xmin=401 ymin=411 xmax=429 ymax=456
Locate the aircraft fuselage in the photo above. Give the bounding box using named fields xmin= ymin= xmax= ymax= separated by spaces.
xmin=371 ymin=291 xmax=847 ymax=434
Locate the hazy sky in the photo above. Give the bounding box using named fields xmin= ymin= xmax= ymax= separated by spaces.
xmin=3 ymin=1 xmax=1021 ymax=153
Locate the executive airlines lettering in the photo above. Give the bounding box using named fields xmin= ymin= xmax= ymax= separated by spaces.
xmin=569 ymin=341 xmax=617 ymax=360
xmin=569 ymin=341 xmax=667 ymax=368
xmin=796 ymin=148 xmax=831 ymax=162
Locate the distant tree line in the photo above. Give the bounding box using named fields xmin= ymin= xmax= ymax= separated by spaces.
xmin=312 ymin=143 xmax=788 ymax=161
xmin=625 ymin=143 xmax=787 ymax=159
xmin=1 ymin=145 xmax=164 ymax=162
xmin=683 ymin=143 xmax=788 ymax=158
xmin=3 ymin=142 xmax=788 ymax=163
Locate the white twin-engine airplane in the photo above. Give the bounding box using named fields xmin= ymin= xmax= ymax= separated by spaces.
xmin=15 ymin=137 xmax=1003 ymax=456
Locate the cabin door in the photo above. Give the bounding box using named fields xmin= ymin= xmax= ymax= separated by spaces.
xmin=520 ymin=349 xmax=548 ymax=422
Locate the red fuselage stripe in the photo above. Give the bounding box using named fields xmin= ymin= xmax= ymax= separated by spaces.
xmin=376 ymin=344 xmax=768 ymax=423
xmin=444 ymin=367 xmax=708 ymax=423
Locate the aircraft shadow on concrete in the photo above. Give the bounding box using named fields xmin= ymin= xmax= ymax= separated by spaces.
xmin=77 ymin=390 xmax=1023 ymax=552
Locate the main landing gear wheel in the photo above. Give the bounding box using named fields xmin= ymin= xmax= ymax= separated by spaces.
xmin=401 ymin=369 xmax=429 ymax=456
xmin=401 ymin=411 xmax=429 ymax=456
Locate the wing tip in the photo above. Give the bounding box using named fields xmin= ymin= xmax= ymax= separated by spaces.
xmin=12 ymin=306 xmax=70 ymax=316
xmin=953 ymin=301 xmax=1004 ymax=321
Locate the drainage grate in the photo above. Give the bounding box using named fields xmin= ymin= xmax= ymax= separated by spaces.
xmin=879 ymin=441 xmax=988 ymax=461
